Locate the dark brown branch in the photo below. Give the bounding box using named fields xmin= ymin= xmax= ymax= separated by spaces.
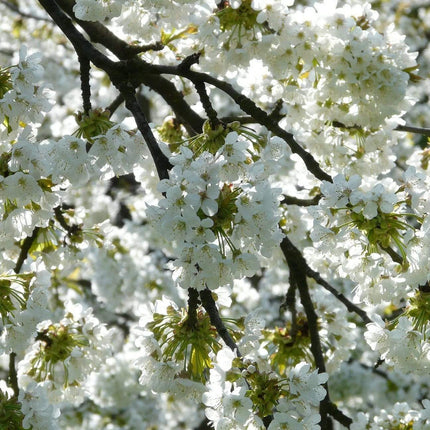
xmin=8 ymin=352 xmax=19 ymax=397
xmin=220 ymin=102 xmax=283 ymax=125
xmin=193 ymin=80 xmax=222 ymax=129
xmin=139 ymin=74 xmax=204 ymax=135
xmin=14 ymin=227 xmax=39 ymax=274
xmin=178 ymin=53 xmax=201 ymax=72
xmin=199 ymin=288 xmax=241 ymax=356
xmin=332 ymin=119 xmax=430 ymax=138
xmin=119 ymin=84 xmax=172 ymax=180
xmin=280 ymin=235 xmax=353 ymax=428
xmin=395 ymin=124 xmax=430 ymax=137
xmin=106 ymin=93 xmax=124 ymax=117
xmin=11 ymin=226 xmax=41 ymax=397
xmin=394 ymin=125 xmax=430 ymax=137
xmin=78 ymin=54 xmax=92 ymax=113
xmin=283 ymin=283 xmax=298 ymax=339
xmin=281 ymin=194 xmax=322 ymax=207
xmin=187 ymin=288 xmax=200 ymax=329
xmin=381 ymin=245 xmax=404 ymax=265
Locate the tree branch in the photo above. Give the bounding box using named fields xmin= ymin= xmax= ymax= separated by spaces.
xmin=305 ymin=268 xmax=372 ymax=325
xmin=150 ymin=64 xmax=333 ymax=182
xmin=281 ymin=194 xmax=322 ymax=206
xmin=193 ymin=79 xmax=222 ymax=129
xmin=8 ymin=352 xmax=19 ymax=397
xmin=118 ymin=83 xmax=172 ymax=180
xmin=14 ymin=227 xmax=39 ymax=274
xmin=106 ymin=93 xmax=124 ymax=117
xmin=78 ymin=54 xmax=91 ymax=113
xmin=280 ymin=235 xmax=353 ymax=429
xmin=39 ymin=0 xmax=172 ymax=180
xmin=199 ymin=288 xmax=241 ymax=356
xmin=54 ymin=0 xmax=204 ymax=134
xmin=187 ymin=288 xmax=200 ymax=329
xmin=395 ymin=124 xmax=430 ymax=136
xmin=10 ymin=226 xmax=41 ymax=397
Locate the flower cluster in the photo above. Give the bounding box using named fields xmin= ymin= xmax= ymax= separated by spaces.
xmin=203 ymin=346 xmax=327 ymax=429
xmin=148 ymin=123 xmax=283 ymax=291
xmin=365 ymin=315 xmax=430 ymax=376
xmin=17 ymin=302 xmax=114 ymax=402
xmin=73 ymin=0 xmax=125 ymax=21
xmin=0 ymin=47 xmax=52 ymax=141
xmin=134 ymin=297 xmax=222 ymax=388
xmin=309 ymin=172 xmax=425 ymax=304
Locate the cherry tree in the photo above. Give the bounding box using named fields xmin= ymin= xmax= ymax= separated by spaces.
xmin=1 ymin=0 xmax=430 ymax=429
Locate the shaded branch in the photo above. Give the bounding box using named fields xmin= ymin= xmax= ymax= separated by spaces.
xmin=200 ymin=288 xmax=241 ymax=356
xmin=106 ymin=93 xmax=124 ymax=117
xmin=332 ymin=119 xmax=430 ymax=138
xmin=280 ymin=235 xmax=353 ymax=428
xmin=119 ymin=83 xmax=172 ymax=180
xmin=55 ymin=0 xmax=204 ymax=134
xmin=78 ymin=54 xmax=92 ymax=113
xmin=10 ymin=226 xmax=41 ymax=397
xmin=8 ymin=352 xmax=19 ymax=397
xmin=395 ymin=124 xmax=430 ymax=137
xmin=282 ymin=282 xmax=298 ymax=339
xmin=14 ymin=227 xmax=39 ymax=274
xmin=281 ymin=194 xmax=322 ymax=207
xmin=139 ymin=74 xmax=204 ymax=135
xmin=187 ymin=288 xmax=200 ymax=329
xmin=193 ymin=79 xmax=222 ymax=129
xmin=220 ymin=101 xmax=283 ymax=125
xmin=381 ymin=245 xmax=404 ymax=265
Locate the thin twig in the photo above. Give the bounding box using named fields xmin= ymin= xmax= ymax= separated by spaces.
xmin=305 ymin=268 xmax=372 ymax=325
xmin=11 ymin=226 xmax=41 ymax=397
xmin=332 ymin=119 xmax=430 ymax=138
xmin=106 ymin=93 xmax=124 ymax=117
